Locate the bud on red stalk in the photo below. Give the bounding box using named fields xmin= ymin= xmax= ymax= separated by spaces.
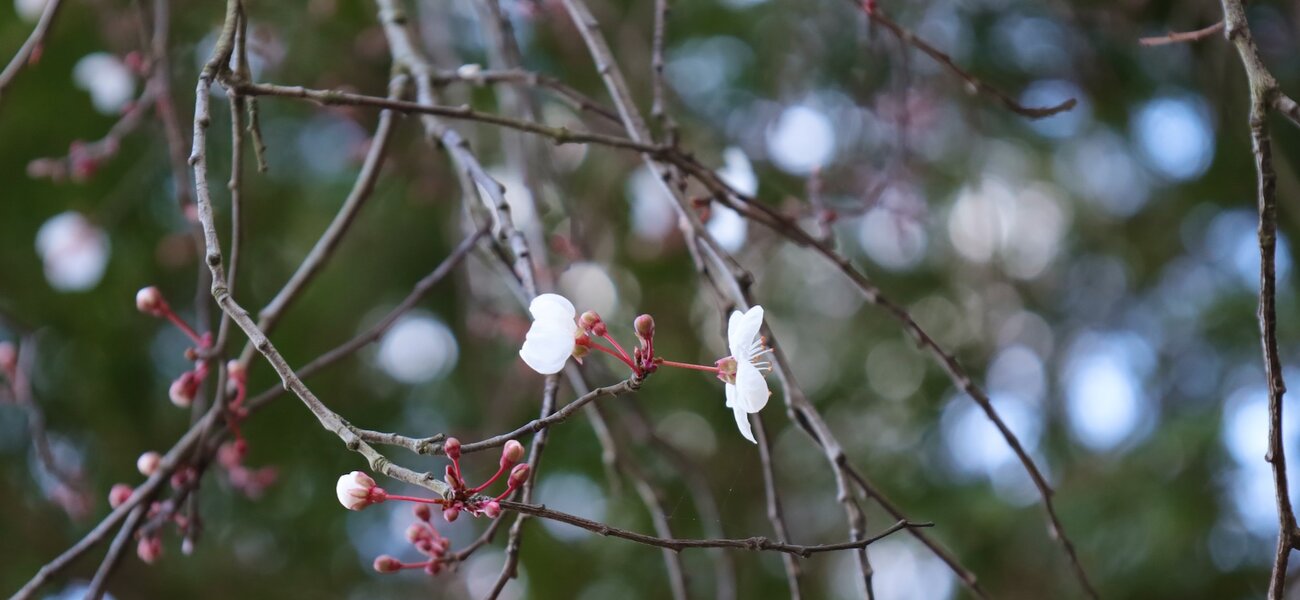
xmin=578 ymin=311 xmax=606 ymax=336
xmin=414 ymin=503 xmax=432 ymax=522
xmin=634 ymin=314 xmax=654 ymax=345
xmin=483 ymin=500 xmax=502 ymax=518
xmin=406 ymin=523 xmax=430 ymax=543
xmin=443 ymin=437 xmax=461 ymax=460
xmin=508 ymin=463 xmax=531 ymax=489
xmin=135 ymin=286 xmax=167 ymax=317
xmin=501 ymin=440 xmax=525 ymax=467
xmin=442 ymin=505 xmax=460 ymax=522
xmin=169 ymin=371 xmax=199 ymax=408
xmin=108 ymin=483 xmax=133 ymax=508
xmin=373 ymin=555 xmax=402 ymax=574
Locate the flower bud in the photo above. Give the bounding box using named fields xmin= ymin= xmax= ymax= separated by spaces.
xmin=226 ymin=359 xmax=245 ymax=382
xmin=373 ymin=555 xmax=402 ymax=574
xmin=406 ymin=523 xmax=431 ymax=543
xmin=168 ymin=371 xmax=199 ymax=408
xmin=634 ymin=314 xmax=654 ymax=344
xmin=414 ymin=503 xmax=432 ymax=522
xmin=0 ymin=341 xmax=16 ymax=374
xmin=483 ymin=500 xmax=502 ymax=518
xmin=137 ymin=536 xmax=163 ymax=564
xmin=135 ymin=286 xmax=166 ymax=316
xmin=507 ymin=463 xmax=531 ymax=489
xmin=108 ymin=483 xmax=133 ymax=508
xmin=336 ymin=471 xmax=383 ymax=510
xmin=136 ymin=451 xmax=162 ymax=477
xmin=442 ymin=505 xmax=460 ymax=522
xmin=578 ymin=311 xmax=606 ymax=336
xmin=443 ymin=437 xmax=461 ymax=460
xmin=501 ymin=440 xmax=525 ymax=467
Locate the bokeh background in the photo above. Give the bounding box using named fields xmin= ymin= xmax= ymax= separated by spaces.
xmin=3 ymin=0 xmax=1300 ymax=598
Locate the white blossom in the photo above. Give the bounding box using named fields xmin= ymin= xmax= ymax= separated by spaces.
xmin=519 ymin=294 xmax=580 ymax=375
xmin=721 ymin=305 xmax=771 ymax=442
xmin=336 ymin=471 xmax=378 ymax=510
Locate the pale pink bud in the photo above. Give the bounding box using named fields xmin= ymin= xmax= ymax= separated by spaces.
xmin=443 ymin=437 xmax=461 ymax=460
xmin=336 ymin=471 xmax=383 ymax=510
xmin=413 ymin=503 xmax=432 ymax=522
xmin=108 ymin=483 xmax=133 ymax=508
xmin=501 ymin=440 xmax=525 ymax=467
xmin=483 ymin=500 xmax=502 ymax=518
xmin=508 ymin=463 xmax=531 ymax=489
xmin=634 ymin=314 xmax=654 ymax=345
xmin=406 ymin=523 xmax=431 ymax=543
xmin=137 ymin=536 xmax=163 ymax=564
xmin=226 ymin=359 xmax=245 ymax=382
xmin=373 ymin=555 xmax=402 ymax=573
xmin=442 ymin=505 xmax=460 ymax=522
xmin=168 ymin=371 xmax=199 ymax=408
xmin=135 ymin=286 xmax=166 ymax=316
xmin=578 ymin=311 xmax=606 ymax=336
xmin=136 ymin=451 xmax=162 ymax=477
xmin=0 ymin=341 xmax=16 ymax=373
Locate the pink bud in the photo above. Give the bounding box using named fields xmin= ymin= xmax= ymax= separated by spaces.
xmin=406 ymin=523 xmax=431 ymax=543
xmin=168 ymin=371 xmax=199 ymax=408
xmin=108 ymin=483 xmax=133 ymax=509
xmin=0 ymin=341 xmax=16 ymax=374
xmin=414 ymin=503 xmax=432 ymax=522
xmin=135 ymin=286 xmax=166 ymax=316
xmin=501 ymin=440 xmax=525 ymax=467
xmin=634 ymin=314 xmax=655 ymax=343
xmin=226 ymin=359 xmax=245 ymax=382
xmin=578 ymin=311 xmax=606 ymax=336
xmin=483 ymin=501 xmax=502 ymax=518
xmin=137 ymin=536 xmax=163 ymax=564
xmin=508 ymin=463 xmax=531 ymax=489
xmin=335 ymin=471 xmax=382 ymax=510
xmin=373 ymin=555 xmax=402 ymax=573
xmin=442 ymin=505 xmax=460 ymax=522
xmin=136 ymin=451 xmax=162 ymax=477
xmin=443 ymin=437 xmax=461 ymax=460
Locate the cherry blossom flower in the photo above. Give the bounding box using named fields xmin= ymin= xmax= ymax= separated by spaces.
xmin=336 ymin=471 xmax=383 ymax=510
xmin=716 ymin=305 xmax=772 ymax=443
xmin=519 ymin=294 xmax=581 ymax=375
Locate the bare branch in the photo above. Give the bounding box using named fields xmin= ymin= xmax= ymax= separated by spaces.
xmin=1139 ymin=21 xmax=1224 ymax=46
xmin=0 ymin=0 xmax=65 ymax=106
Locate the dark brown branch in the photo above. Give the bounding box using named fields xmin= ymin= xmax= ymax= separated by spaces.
xmin=499 ymin=501 xmax=930 ymax=557
xmin=863 ymin=5 xmax=1075 ymax=119
xmin=84 ymin=505 xmax=147 ymax=600
xmin=431 ymin=67 xmax=622 ymax=124
xmin=753 ymin=412 xmax=803 ymax=599
xmin=1219 ymin=1 xmax=1299 ymax=597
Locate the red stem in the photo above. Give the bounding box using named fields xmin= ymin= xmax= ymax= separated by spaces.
xmin=658 ymin=359 xmax=719 ymax=373
xmin=470 ymin=464 xmax=507 ymax=494
xmin=602 ymin=334 xmax=635 ymax=365
xmin=588 ymin=340 xmax=641 ymax=374
xmin=385 ymin=494 xmax=445 ymax=505
xmin=163 ymin=310 xmax=204 ymax=346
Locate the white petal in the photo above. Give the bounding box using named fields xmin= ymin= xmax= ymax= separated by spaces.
xmin=525 ymin=319 xmax=576 ymax=342
xmin=734 ymin=359 xmax=770 ymax=413
xmin=733 ymin=406 xmax=756 ymax=443
xmin=725 ymin=382 xmax=738 ymax=408
xmin=727 ymin=305 xmax=764 ymax=358
xmin=519 ymin=333 xmax=574 ymax=374
xmin=529 ymin=293 xmax=576 ymax=322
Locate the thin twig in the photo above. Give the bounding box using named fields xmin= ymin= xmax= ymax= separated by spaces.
xmin=84 ymin=504 xmax=148 ymax=600
xmin=1139 ymin=20 xmax=1224 ymax=46
xmin=753 ymin=412 xmax=803 ymax=599
xmin=1218 ymin=2 xmax=1299 ymax=597
xmin=499 ymin=501 xmax=930 ymax=557
xmin=0 ymin=0 xmax=65 ymax=106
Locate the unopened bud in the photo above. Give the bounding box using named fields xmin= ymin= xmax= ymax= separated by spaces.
xmin=136 ymin=451 xmax=162 ymax=477
xmin=169 ymin=371 xmax=199 ymax=408
xmin=406 ymin=523 xmax=431 ymax=543
xmin=508 ymin=463 xmax=531 ymax=489
xmin=135 ymin=286 xmax=166 ymax=316
xmin=501 ymin=440 xmax=525 ymax=467
xmin=373 ymin=555 xmax=402 ymax=573
xmin=108 ymin=483 xmax=133 ymax=508
xmin=443 ymin=437 xmax=461 ymax=460
xmin=442 ymin=505 xmax=460 ymax=522
xmin=137 ymin=536 xmax=163 ymax=564
xmin=336 ymin=471 xmax=383 ymax=510
xmin=226 ymin=360 xmax=245 ymax=382
xmin=634 ymin=314 xmax=655 ymax=344
xmin=0 ymin=341 xmax=15 ymax=373
xmin=414 ymin=503 xmax=432 ymax=522
xmin=483 ymin=500 xmax=502 ymax=518
xmin=578 ymin=311 xmax=606 ymax=336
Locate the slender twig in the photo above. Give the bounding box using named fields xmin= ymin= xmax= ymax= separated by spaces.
xmin=454 ymin=377 xmax=642 ymax=456
xmin=431 ymin=68 xmax=622 ymax=124
xmin=6 ymin=336 xmax=86 ymax=503
xmin=861 ymin=4 xmax=1075 ymax=119
xmin=1218 ymin=2 xmax=1299 ymax=597
xmin=84 ymin=505 xmax=148 ymax=600
xmin=1139 ymin=20 xmax=1224 ymax=46
xmin=753 ymin=412 xmax=803 ymax=599
xmin=0 ymin=0 xmax=65 ymax=106
xmin=499 ymin=501 xmax=930 ymax=557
